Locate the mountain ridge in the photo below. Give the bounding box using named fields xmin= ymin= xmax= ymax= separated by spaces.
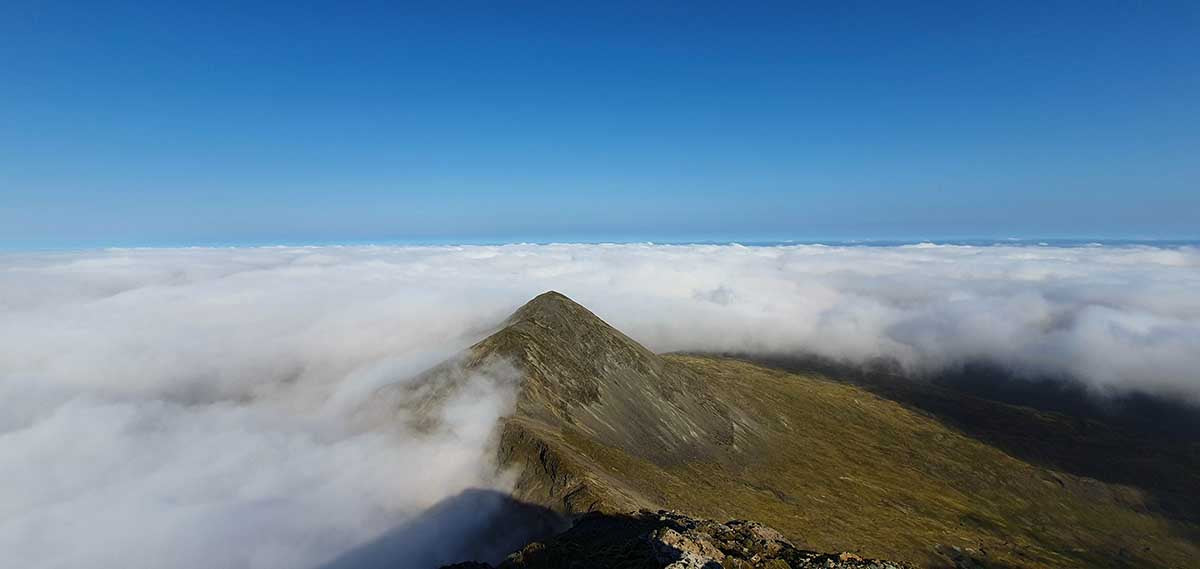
xmin=379 ymin=292 xmax=1200 ymax=568
xmin=480 ymin=291 xmax=746 ymax=514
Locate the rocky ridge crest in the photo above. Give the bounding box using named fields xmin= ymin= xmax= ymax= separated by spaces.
xmin=443 ymin=509 xmax=910 ymax=569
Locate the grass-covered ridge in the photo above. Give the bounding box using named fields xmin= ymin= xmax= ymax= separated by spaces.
xmin=394 ymin=292 xmax=1200 ymax=568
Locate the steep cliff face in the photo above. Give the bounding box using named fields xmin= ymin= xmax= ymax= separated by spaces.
xmin=373 ymin=292 xmax=1200 ymax=569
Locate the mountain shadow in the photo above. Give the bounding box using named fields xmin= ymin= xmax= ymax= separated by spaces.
xmin=317 ymin=489 xmax=567 ymax=569
xmin=443 ymin=509 xmax=913 ymax=569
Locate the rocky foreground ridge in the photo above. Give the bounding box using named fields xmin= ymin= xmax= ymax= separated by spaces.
xmin=442 ymin=509 xmax=909 ymax=569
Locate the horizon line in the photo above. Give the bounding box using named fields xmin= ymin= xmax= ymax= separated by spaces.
xmin=5 ymin=236 xmax=1200 ymax=253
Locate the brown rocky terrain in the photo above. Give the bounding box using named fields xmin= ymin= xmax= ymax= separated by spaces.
xmin=444 ymin=509 xmax=911 ymax=569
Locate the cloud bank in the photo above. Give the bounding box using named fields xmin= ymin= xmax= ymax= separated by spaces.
xmin=2 ymin=243 xmax=1198 ymax=568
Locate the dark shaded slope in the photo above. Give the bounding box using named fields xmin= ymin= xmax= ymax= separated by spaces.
xmin=445 ymin=509 xmax=911 ymax=569
xmin=319 ymin=490 xmax=566 ymax=569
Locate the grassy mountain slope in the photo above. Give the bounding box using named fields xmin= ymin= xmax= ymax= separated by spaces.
xmin=383 ymin=292 xmax=1200 ymax=568
xmin=620 ymin=355 xmax=1196 ymax=568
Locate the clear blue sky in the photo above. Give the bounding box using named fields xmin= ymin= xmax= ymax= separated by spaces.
xmin=2 ymin=1 xmax=1197 ymax=247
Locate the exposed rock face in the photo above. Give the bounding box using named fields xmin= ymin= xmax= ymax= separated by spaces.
xmin=442 ymin=509 xmax=910 ymax=569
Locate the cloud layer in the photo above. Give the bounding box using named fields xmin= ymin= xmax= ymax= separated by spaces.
xmin=2 ymin=243 xmax=1198 ymax=568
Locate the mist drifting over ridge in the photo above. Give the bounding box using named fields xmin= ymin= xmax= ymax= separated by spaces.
xmin=2 ymin=242 xmax=1199 ymax=569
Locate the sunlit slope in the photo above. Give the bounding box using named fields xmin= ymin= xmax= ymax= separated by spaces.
xmin=625 ymin=355 xmax=1198 ymax=568
xmin=395 ymin=292 xmax=1200 ymax=568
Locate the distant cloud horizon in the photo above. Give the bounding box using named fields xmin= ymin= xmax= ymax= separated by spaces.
xmin=7 ymin=236 xmax=1200 ymax=253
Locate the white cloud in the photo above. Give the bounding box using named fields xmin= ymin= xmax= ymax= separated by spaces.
xmin=1 ymin=243 xmax=1198 ymax=568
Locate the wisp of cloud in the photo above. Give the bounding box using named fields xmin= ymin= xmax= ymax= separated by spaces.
xmin=1 ymin=243 xmax=1198 ymax=568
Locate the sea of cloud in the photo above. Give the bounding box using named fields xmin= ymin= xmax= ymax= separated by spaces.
xmin=1 ymin=243 xmax=1198 ymax=568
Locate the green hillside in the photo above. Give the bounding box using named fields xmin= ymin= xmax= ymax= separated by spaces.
xmin=389 ymin=292 xmax=1200 ymax=568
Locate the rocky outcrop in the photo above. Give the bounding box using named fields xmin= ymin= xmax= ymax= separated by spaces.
xmin=442 ymin=509 xmax=910 ymax=569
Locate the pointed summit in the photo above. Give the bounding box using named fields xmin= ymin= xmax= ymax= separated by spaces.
xmin=474 ymin=292 xmax=661 ymax=386
xmin=465 ymin=292 xmax=739 ymax=512
xmin=499 ymin=291 xmax=650 ymax=355
xmin=371 ymin=292 xmax=740 ymax=515
xmin=507 ymin=290 xmax=589 ymax=323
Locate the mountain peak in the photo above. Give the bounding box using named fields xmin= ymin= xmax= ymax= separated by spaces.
xmin=476 ymin=291 xmax=737 ymax=475
xmin=517 ymin=290 xmax=576 ymax=311
xmin=504 ymin=291 xmax=609 ymax=332
xmin=374 ymin=292 xmax=740 ymax=517
xmin=472 ymin=291 xmax=664 ymax=413
xmin=478 ymin=291 xmax=663 ymax=388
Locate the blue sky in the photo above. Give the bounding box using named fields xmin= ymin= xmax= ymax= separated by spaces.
xmin=1 ymin=1 xmax=1197 ymax=247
